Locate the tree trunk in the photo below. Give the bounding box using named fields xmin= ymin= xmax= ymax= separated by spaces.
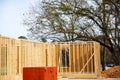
xmin=110 ymin=49 xmax=120 ymax=65
xmin=101 ymin=46 xmax=106 ymax=71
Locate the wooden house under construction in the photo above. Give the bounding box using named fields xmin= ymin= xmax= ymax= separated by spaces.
xmin=0 ymin=36 xmax=101 ymax=80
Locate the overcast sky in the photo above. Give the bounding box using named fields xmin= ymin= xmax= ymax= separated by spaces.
xmin=0 ymin=0 xmax=39 ymax=38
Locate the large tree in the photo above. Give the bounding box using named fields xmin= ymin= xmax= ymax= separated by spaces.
xmin=23 ymin=0 xmax=88 ymax=42
xmin=24 ymin=0 xmax=120 ymax=66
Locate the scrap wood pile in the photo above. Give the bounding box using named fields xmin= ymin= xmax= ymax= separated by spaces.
xmin=101 ymin=66 xmax=120 ymax=78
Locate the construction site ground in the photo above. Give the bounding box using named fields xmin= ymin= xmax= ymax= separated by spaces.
xmin=59 ymin=78 xmax=120 ymax=80
xmin=59 ymin=66 xmax=120 ymax=80
xmin=4 ymin=66 xmax=120 ymax=80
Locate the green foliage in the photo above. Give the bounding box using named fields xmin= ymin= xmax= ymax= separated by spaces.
xmin=18 ymin=36 xmax=27 ymax=39
xmin=41 ymin=37 xmax=47 ymax=42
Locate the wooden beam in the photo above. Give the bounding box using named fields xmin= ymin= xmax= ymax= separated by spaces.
xmin=58 ymin=73 xmax=98 ymax=79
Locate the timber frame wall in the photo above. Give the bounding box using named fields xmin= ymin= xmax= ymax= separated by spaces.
xmin=0 ymin=36 xmax=101 ymax=80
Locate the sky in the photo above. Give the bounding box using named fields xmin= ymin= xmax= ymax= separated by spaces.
xmin=0 ymin=0 xmax=39 ymax=38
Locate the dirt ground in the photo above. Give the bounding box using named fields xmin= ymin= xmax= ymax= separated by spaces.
xmin=59 ymin=66 xmax=120 ymax=80
xmin=4 ymin=66 xmax=120 ymax=80
xmin=101 ymin=66 xmax=120 ymax=78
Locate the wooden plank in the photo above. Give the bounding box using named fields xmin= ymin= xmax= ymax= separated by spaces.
xmin=47 ymin=43 xmax=52 ymax=66
xmin=93 ymin=42 xmax=98 ymax=74
xmin=84 ymin=44 xmax=87 ymax=72
xmin=79 ymin=44 xmax=82 ymax=72
xmin=81 ymin=44 xmax=84 ymax=73
xmin=59 ymin=43 xmax=63 ymax=73
xmin=70 ymin=44 xmax=73 ymax=72
xmin=40 ymin=43 xmax=44 ymax=66
xmin=45 ymin=43 xmax=47 ymax=66
xmin=74 ymin=44 xmax=77 ymax=72
xmin=0 ymin=36 xmax=101 ymax=79
xmin=55 ymin=44 xmax=59 ymax=68
xmin=58 ymin=73 xmax=98 ymax=79
xmin=87 ymin=43 xmax=91 ymax=73
xmin=18 ymin=40 xmax=22 ymax=75
xmin=86 ymin=44 xmax=89 ymax=73
xmin=76 ymin=43 xmax=80 ymax=72
xmin=52 ymin=44 xmax=54 ymax=66
xmin=68 ymin=43 xmax=71 ymax=73
xmin=7 ymin=37 xmax=10 ymax=80
xmin=11 ymin=39 xmax=16 ymax=75
xmin=95 ymin=42 xmax=101 ymax=77
xmin=56 ymin=44 xmax=60 ymax=72
xmin=35 ymin=43 xmax=39 ymax=67
xmin=86 ymin=43 xmax=89 ymax=72
xmin=52 ymin=44 xmax=56 ymax=66
xmin=27 ymin=41 xmax=31 ymax=67
xmin=21 ymin=40 xmax=25 ymax=73
xmin=5 ymin=38 xmax=8 ymax=78
xmin=64 ymin=43 xmax=67 ymax=72
xmin=93 ymin=42 xmax=101 ymax=77
xmin=16 ymin=46 xmax=19 ymax=74
xmin=98 ymin=43 xmax=101 ymax=76
xmin=90 ymin=43 xmax=94 ymax=73
xmin=72 ymin=44 xmax=76 ymax=72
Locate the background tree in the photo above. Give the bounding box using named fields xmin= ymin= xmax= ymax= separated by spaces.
xmin=24 ymin=0 xmax=120 ymax=69
xmin=23 ymin=0 xmax=87 ymax=42
xmin=18 ymin=36 xmax=27 ymax=39
xmin=41 ymin=37 xmax=47 ymax=42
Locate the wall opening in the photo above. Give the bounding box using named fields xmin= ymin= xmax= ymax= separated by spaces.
xmin=60 ymin=48 xmax=69 ymax=67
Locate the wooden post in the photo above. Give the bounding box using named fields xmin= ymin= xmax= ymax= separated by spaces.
xmin=93 ymin=42 xmax=101 ymax=77
xmin=0 ymin=37 xmax=1 ymax=80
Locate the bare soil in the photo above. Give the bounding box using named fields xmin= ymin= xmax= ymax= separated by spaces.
xmin=101 ymin=66 xmax=120 ymax=78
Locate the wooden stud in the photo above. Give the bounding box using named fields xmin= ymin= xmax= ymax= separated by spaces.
xmin=0 ymin=36 xmax=101 ymax=79
xmin=68 ymin=42 xmax=71 ymax=73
